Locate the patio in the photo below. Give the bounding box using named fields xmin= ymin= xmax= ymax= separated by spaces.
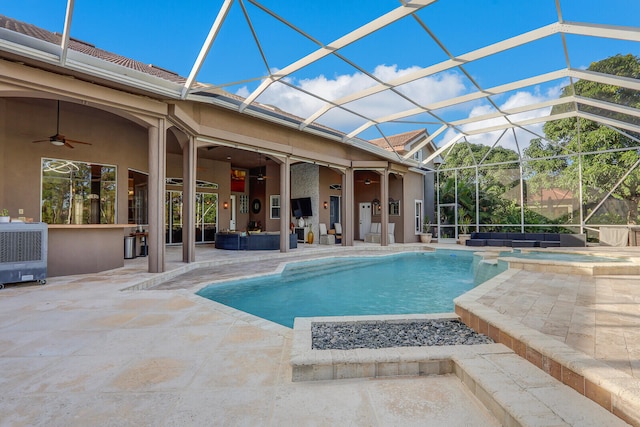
xmin=1 ymin=243 xmax=638 ymax=425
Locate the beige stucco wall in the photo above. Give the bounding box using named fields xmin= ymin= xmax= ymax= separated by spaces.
xmin=2 ymin=97 xmax=148 ymax=223
xmin=352 ymin=171 xmax=407 ymax=242
xmin=0 ymin=58 xmax=425 ymax=275
xmin=1 ymin=91 xmax=422 ymax=233
xmin=319 ymin=167 xmax=344 ymax=229
xmin=166 ymin=152 xmax=233 ymax=232
xmin=194 ymin=102 xmax=379 ymax=168
xmin=403 ymin=172 xmax=426 ymax=243
xmin=0 ymin=99 xmax=6 ymax=210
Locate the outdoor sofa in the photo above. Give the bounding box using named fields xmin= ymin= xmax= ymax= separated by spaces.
xmin=465 ymin=232 xmax=586 ymax=248
xmin=364 ymin=222 xmax=395 ymax=243
xmin=215 ymin=231 xmax=297 ymax=250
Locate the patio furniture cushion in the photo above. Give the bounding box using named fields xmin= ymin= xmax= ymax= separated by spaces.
xmin=466 ymin=231 xmax=584 ymax=248
xmin=364 ymin=222 xmax=395 ymax=243
xmin=319 ymin=223 xmax=335 ymax=245
xmin=334 ymin=223 xmax=342 ymax=243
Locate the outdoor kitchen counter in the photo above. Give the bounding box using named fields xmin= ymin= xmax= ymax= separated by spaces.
xmin=48 ymin=224 xmax=134 ymax=277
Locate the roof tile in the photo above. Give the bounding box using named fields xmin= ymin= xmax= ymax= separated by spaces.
xmin=0 ymin=14 xmax=186 ymax=84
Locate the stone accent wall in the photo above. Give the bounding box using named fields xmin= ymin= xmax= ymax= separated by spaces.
xmin=291 ymin=163 xmax=319 ymax=241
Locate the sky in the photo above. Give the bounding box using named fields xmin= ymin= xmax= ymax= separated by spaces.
xmin=1 ymin=0 xmax=638 ymax=149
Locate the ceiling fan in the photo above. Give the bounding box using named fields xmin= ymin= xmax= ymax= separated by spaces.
xmin=356 ymin=177 xmax=380 ymax=185
xmin=249 ymin=154 xmax=270 ymax=181
xmin=32 ymin=101 xmax=92 ymax=149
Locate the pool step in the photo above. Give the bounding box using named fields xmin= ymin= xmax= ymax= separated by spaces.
xmin=291 ymin=314 xmax=629 ymax=427
xmin=282 ymin=257 xmax=382 ymax=280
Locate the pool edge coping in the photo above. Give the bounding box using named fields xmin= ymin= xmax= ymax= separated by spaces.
xmin=290 ymin=312 xmax=626 ymax=427
xmin=454 ymin=269 xmax=640 ymax=426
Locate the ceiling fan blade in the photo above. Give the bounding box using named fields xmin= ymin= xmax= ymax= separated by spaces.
xmin=32 ymin=102 xmax=92 ymax=149
xmin=65 ymin=138 xmax=92 ymax=146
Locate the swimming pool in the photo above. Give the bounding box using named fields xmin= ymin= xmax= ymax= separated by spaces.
xmin=197 ymin=250 xmax=489 ymax=328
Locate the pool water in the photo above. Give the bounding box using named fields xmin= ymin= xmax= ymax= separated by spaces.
xmin=197 ymin=250 xmax=486 ymax=328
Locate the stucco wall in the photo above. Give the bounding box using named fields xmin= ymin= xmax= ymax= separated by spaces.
xmin=2 ymin=97 xmax=147 ymax=223
xmin=166 ymin=152 xmax=233 ymax=231
xmin=319 ymin=167 xmax=343 ymax=229
xmin=403 ymin=172 xmax=426 ymax=243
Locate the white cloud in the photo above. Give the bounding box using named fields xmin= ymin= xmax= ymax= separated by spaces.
xmin=235 ymin=86 xmax=250 ymax=98
xmin=235 ymin=64 xmax=467 ymax=132
xmin=235 ymin=66 xmax=568 ymax=151
xmin=439 ymin=83 xmax=565 ymax=154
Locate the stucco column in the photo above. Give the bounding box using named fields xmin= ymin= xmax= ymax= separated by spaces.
xmin=343 ymin=168 xmax=354 ymax=246
xmin=182 ymin=135 xmax=196 ymax=263
xmin=380 ymin=170 xmax=389 ymax=246
xmin=148 ymin=120 xmax=166 ymax=273
xmin=279 ymin=156 xmax=291 ymax=252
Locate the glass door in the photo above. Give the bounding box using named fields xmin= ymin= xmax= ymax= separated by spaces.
xmin=330 ymin=195 xmax=341 ymax=228
xmin=167 ymin=191 xmax=218 ymax=244
xmin=166 ymin=191 xmax=183 ymax=244
xmin=196 ymin=193 xmax=218 ymax=243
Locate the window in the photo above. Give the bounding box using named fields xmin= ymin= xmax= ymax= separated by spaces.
xmin=415 ymin=200 xmax=424 ymax=234
xmin=41 ymin=158 xmax=116 ymax=224
xmin=389 ymin=199 xmax=400 ymax=216
xmin=270 ymin=195 xmax=281 ymax=219
xmin=413 ymin=150 xmax=423 ymax=162
xmin=239 ymin=194 xmax=249 ymax=214
xmin=128 ymin=169 xmax=148 ymax=225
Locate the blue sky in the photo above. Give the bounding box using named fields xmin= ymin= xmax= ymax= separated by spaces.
xmin=1 ymin=0 xmax=638 ymax=145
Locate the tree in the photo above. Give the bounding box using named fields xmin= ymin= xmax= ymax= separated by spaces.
xmin=438 ymin=140 xmax=521 ymax=227
xmin=524 ymin=54 xmax=640 ymax=224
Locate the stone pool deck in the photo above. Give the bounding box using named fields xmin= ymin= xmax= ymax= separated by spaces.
xmin=0 ymin=242 xmax=638 ymax=425
xmin=454 ymin=245 xmax=640 ymax=425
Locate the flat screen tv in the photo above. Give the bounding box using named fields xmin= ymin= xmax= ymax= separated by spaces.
xmin=291 ymin=197 xmax=313 ymax=218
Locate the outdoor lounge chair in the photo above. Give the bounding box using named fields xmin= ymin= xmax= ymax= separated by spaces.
xmin=333 ymin=223 xmax=342 ymax=243
xmin=319 ymin=223 xmax=335 ymax=245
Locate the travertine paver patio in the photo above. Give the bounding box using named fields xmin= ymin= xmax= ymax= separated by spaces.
xmin=454 ymin=245 xmax=640 ymax=425
xmin=0 ymin=242 xmax=638 ymax=425
xmin=474 ymin=269 xmax=640 ymax=377
xmin=0 ymin=244 xmax=502 ymax=426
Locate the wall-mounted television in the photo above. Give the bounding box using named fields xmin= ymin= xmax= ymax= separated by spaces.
xmin=291 ymin=197 xmax=313 ymax=218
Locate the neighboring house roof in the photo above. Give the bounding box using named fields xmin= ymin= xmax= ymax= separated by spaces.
xmin=369 ymin=129 xmax=429 ymax=154
xmin=536 ymin=188 xmax=575 ymax=201
xmin=0 ymin=14 xmax=186 ymax=84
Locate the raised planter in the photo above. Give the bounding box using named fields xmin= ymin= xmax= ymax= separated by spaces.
xmin=419 ymin=233 xmax=432 ymax=243
xmin=457 ymin=234 xmax=471 ymax=245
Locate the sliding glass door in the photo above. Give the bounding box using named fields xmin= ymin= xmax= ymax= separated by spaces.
xmin=196 ymin=193 xmax=218 ymax=242
xmin=166 ymin=191 xmax=218 ymax=244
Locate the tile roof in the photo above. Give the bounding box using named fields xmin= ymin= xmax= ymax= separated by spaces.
xmin=0 ymin=14 xmax=428 ymax=161
xmin=0 ymin=14 xmax=186 ymax=84
xmin=369 ymin=128 xmax=428 ymax=151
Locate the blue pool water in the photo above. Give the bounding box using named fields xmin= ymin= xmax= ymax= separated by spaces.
xmin=197 ymin=250 xmax=485 ymax=328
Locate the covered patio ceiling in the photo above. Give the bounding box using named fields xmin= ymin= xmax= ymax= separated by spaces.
xmin=0 ymin=0 xmax=638 ymax=166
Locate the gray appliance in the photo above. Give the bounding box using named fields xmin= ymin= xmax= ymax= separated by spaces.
xmin=0 ymin=222 xmax=47 ymax=289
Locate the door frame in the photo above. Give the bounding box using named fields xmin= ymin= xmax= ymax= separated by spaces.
xmin=359 ymin=202 xmax=372 ymax=240
xmin=230 ymin=194 xmax=237 ymax=230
